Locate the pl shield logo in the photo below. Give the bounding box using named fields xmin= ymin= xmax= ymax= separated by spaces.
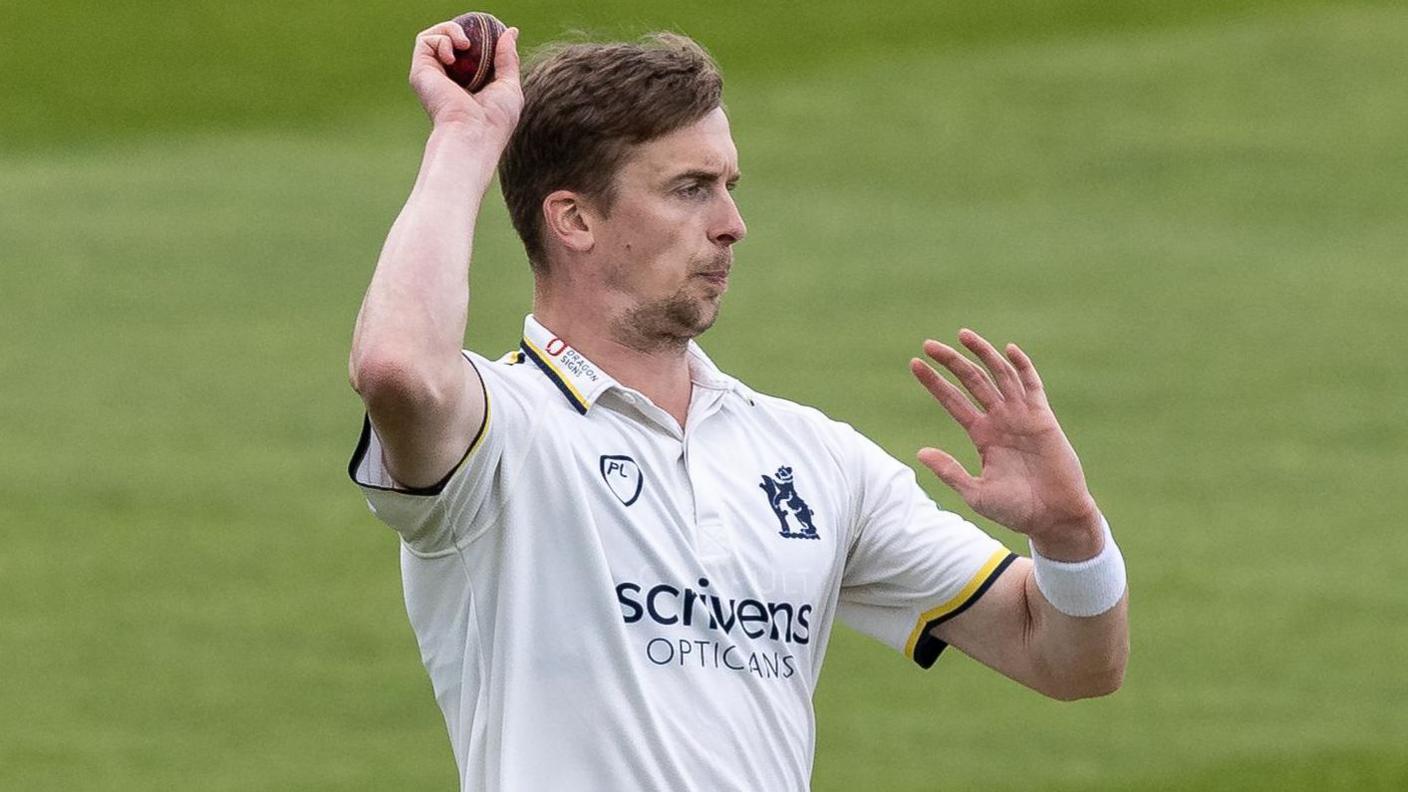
xmin=600 ymin=455 xmax=643 ymax=506
xmin=759 ymin=466 xmax=820 ymax=540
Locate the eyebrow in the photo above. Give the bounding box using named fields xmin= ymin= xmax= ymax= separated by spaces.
xmin=669 ymin=168 xmax=742 ymax=185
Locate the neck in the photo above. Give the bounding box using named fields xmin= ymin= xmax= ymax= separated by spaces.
xmin=534 ymin=291 xmax=694 ymax=427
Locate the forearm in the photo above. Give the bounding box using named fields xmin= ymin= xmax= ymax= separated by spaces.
xmin=1018 ymin=508 xmax=1129 ymax=698
xmin=351 ymin=123 xmax=501 ymax=383
xmin=343 ymin=20 xmax=519 ymax=488
xmin=1024 ymin=572 xmax=1129 ymax=700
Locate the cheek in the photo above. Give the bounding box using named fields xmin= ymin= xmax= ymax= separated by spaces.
xmin=608 ymin=206 xmax=689 ymax=261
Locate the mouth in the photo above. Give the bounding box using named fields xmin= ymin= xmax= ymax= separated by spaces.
xmin=694 ymin=270 xmax=730 ymax=285
xmin=692 ymin=254 xmax=733 ymax=287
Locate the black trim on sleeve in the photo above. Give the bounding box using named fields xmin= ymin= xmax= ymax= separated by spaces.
xmin=912 ymin=552 xmax=1019 ymax=669
xmin=345 ymin=356 xmax=491 ymax=497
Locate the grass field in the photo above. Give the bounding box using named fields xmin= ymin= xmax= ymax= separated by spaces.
xmin=3 ymin=1 xmax=1406 ymax=789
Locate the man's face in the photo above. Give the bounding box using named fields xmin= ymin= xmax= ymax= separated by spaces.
xmin=589 ymin=107 xmax=747 ymax=349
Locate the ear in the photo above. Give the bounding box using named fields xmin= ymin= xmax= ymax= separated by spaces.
xmin=542 ymin=190 xmax=595 ymax=254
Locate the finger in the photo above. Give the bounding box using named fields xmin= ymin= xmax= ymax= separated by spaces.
xmin=910 ymin=358 xmax=981 ymax=430
xmin=1004 ymin=342 xmax=1047 ymax=405
xmin=413 ymin=35 xmax=452 ymax=67
xmin=446 ymin=23 xmax=472 ymax=50
xmin=959 ymin=328 xmax=1024 ymax=400
xmin=494 ymin=27 xmax=522 ymax=87
xmin=917 ymin=447 xmax=979 ymax=504
xmin=420 ymin=21 xmax=467 ymax=41
xmin=432 ymin=34 xmax=456 ymax=65
xmin=923 ymin=339 xmax=1002 ymax=409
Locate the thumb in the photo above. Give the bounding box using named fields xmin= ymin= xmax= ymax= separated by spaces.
xmin=917 ymin=448 xmax=979 ymax=503
xmin=494 ymin=27 xmax=522 ymax=88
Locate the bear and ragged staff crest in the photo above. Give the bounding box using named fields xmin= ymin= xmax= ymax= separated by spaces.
xmin=758 ymin=466 xmax=820 ymax=540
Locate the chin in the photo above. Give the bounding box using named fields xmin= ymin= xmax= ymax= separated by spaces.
xmin=681 ymin=295 xmax=722 ymax=335
xmin=689 ymin=311 xmax=719 ymax=338
xmin=617 ymin=293 xmax=721 ymax=350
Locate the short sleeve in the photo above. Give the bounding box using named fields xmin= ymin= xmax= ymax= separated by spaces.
xmin=837 ymin=430 xmax=1016 ymax=668
xmin=347 ymin=351 xmax=537 ymax=555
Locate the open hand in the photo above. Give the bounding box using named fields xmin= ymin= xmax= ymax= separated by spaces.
xmin=409 ymin=19 xmax=523 ymax=141
xmin=910 ymin=329 xmax=1102 ymax=559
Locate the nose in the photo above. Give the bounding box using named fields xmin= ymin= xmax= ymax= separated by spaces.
xmin=710 ymin=191 xmax=747 ymax=246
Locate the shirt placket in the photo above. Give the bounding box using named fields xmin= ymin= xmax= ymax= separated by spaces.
xmin=609 ymin=389 xmax=705 ymax=551
xmin=683 ymin=389 xmax=732 ymax=562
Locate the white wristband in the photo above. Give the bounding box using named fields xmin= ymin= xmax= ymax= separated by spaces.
xmin=1030 ymin=516 xmax=1127 ymax=617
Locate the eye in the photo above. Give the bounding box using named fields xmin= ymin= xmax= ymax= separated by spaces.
xmin=676 ymin=182 xmax=707 ymax=199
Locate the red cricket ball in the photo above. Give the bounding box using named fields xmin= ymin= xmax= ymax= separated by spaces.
xmin=447 ymin=12 xmax=506 ymax=93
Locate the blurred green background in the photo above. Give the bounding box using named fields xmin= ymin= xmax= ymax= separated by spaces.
xmin=3 ymin=0 xmax=1405 ymax=789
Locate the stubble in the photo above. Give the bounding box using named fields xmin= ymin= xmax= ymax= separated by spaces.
xmin=614 ymin=286 xmax=721 ymax=354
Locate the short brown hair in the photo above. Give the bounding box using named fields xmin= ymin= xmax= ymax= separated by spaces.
xmin=498 ymin=33 xmax=724 ymax=272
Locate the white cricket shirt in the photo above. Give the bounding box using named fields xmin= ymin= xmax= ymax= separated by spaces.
xmin=350 ymin=315 xmax=1014 ymax=792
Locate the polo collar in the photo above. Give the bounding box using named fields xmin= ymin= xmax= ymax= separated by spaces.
xmin=519 ymin=315 xmax=744 ymax=415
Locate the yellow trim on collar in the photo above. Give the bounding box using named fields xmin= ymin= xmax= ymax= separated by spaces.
xmin=521 ymin=337 xmax=592 ymax=411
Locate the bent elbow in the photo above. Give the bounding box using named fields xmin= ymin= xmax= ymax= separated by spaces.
xmin=1044 ymin=675 xmax=1120 ymax=702
xmin=348 ymin=351 xmax=453 ymax=415
xmin=1071 ymin=666 xmax=1125 ymax=701
xmin=350 ymin=351 xmax=405 ymax=401
xmin=1042 ymin=655 xmax=1127 ymax=702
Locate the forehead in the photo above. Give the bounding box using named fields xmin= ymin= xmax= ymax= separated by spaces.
xmin=618 ymin=107 xmax=739 ymax=182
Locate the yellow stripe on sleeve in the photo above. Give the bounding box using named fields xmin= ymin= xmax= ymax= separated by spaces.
xmin=903 ymin=548 xmax=1013 ymax=659
xmin=429 ymin=372 xmax=494 ymax=488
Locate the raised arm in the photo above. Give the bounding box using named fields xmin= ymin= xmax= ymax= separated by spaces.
xmin=909 ymin=330 xmax=1128 ymax=700
xmin=349 ymin=19 xmax=522 ymax=489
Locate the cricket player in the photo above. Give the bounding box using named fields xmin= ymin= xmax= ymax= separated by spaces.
xmin=348 ymin=17 xmax=1128 ymax=791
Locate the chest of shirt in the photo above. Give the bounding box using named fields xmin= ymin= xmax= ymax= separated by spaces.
xmin=527 ymin=395 xmax=851 ymax=607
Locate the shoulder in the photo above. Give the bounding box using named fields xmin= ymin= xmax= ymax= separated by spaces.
xmin=464 ymin=347 xmax=549 ymax=395
xmin=740 ymin=381 xmax=918 ymax=487
xmin=730 ymin=384 xmax=873 ymax=473
xmin=460 ymin=347 xmax=564 ymax=437
xmin=742 ymin=386 xmax=860 ymax=439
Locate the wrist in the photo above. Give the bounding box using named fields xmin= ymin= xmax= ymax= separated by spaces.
xmin=418 ymin=124 xmax=503 ymax=190
xmin=1027 ymin=505 xmax=1104 ymax=562
xmin=1029 ymin=515 xmax=1127 ymax=618
xmin=430 ymin=116 xmax=511 ymax=150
